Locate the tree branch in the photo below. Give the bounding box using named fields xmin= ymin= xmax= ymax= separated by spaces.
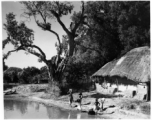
xmin=51 ymin=10 xmax=70 ymax=35
xmin=33 ymin=2 xmax=47 ymax=23
xmin=23 ymin=44 xmax=47 ymax=61
xmin=3 ymin=37 xmax=10 ymax=49
xmin=33 ymin=15 xmax=61 ymax=54
xmin=3 ymin=46 xmax=25 ymax=61
xmin=72 ymin=1 xmax=85 ymax=33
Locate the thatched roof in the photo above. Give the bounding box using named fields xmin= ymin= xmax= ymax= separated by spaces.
xmin=92 ymin=46 xmax=150 ymax=83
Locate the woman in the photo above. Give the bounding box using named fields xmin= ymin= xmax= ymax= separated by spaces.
xmin=68 ymin=89 xmax=73 ymax=107
xmin=94 ymin=98 xmax=100 ymax=113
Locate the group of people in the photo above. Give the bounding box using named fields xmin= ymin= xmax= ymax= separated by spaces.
xmin=68 ymin=89 xmax=106 ymax=114
xmin=68 ymin=89 xmax=83 ymax=110
xmin=88 ymin=98 xmax=106 ymax=115
xmin=93 ymin=98 xmax=105 ymax=113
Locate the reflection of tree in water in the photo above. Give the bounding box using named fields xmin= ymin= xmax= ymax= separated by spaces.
xmin=4 ymin=100 xmax=28 ymax=115
xmin=35 ymin=102 xmax=39 ymax=111
xmin=13 ymin=100 xmax=28 ymax=115
xmin=67 ymin=112 xmax=79 ymax=119
xmin=28 ymin=101 xmax=37 ymax=109
xmin=4 ymin=100 xmax=14 ymax=111
xmin=46 ymin=106 xmax=69 ymax=119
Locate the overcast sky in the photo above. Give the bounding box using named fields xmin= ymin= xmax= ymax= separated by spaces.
xmin=2 ymin=1 xmax=81 ymax=69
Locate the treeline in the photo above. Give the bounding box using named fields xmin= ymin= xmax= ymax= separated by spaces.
xmin=3 ymin=66 xmax=49 ymax=84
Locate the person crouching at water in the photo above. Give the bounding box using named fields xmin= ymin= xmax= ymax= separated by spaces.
xmin=94 ymin=98 xmax=100 ymax=113
xmin=68 ymin=89 xmax=73 ymax=107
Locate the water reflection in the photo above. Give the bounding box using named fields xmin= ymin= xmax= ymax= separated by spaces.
xmin=4 ymin=99 xmax=102 ymax=119
xmin=35 ymin=102 xmax=40 ymax=111
xmin=77 ymin=113 xmax=81 ymax=119
xmin=4 ymin=100 xmax=28 ymax=114
xmin=46 ymin=106 xmax=69 ymax=119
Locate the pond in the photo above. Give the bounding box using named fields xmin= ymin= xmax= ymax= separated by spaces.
xmin=4 ymin=98 xmax=102 ymax=119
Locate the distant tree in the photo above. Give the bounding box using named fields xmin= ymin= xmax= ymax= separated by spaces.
xmin=40 ymin=66 xmax=49 ymax=82
xmin=4 ymin=72 xmax=11 ymax=83
xmin=3 ymin=67 xmax=22 ymax=83
xmin=18 ymin=66 xmax=40 ymax=84
xmin=3 ymin=61 xmax=8 ymax=71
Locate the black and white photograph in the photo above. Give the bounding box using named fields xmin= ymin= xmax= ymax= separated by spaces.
xmin=2 ymin=0 xmax=150 ymax=119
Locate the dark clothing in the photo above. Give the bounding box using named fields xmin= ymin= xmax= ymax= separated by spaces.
xmin=69 ymin=93 xmax=73 ymax=103
xmin=77 ymin=94 xmax=83 ymax=103
xmin=95 ymin=101 xmax=100 ymax=106
xmin=88 ymin=109 xmax=96 ymax=115
xmin=94 ymin=101 xmax=100 ymax=110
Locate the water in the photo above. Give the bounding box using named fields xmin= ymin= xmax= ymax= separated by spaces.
xmin=4 ymin=98 xmax=102 ymax=119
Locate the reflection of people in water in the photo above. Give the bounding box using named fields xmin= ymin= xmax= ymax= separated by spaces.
xmin=35 ymin=102 xmax=39 ymax=111
xmin=68 ymin=112 xmax=71 ymax=119
xmin=77 ymin=113 xmax=81 ymax=119
xmin=94 ymin=98 xmax=100 ymax=113
xmin=68 ymin=89 xmax=73 ymax=107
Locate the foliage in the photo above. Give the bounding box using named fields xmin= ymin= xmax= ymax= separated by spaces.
xmin=39 ymin=66 xmax=49 ymax=82
xmin=74 ymin=1 xmax=150 ymax=61
xmin=117 ymin=1 xmax=150 ymax=54
xmin=3 ymin=67 xmax=22 ymax=83
xmin=3 ymin=66 xmax=49 ymax=84
xmin=3 ymin=61 xmax=8 ymax=71
xmin=19 ymin=66 xmax=40 ymax=84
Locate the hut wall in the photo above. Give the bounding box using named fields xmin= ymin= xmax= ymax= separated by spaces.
xmin=95 ymin=83 xmax=119 ymax=94
xmin=95 ymin=83 xmax=148 ymax=100
xmin=95 ymin=83 xmax=116 ymax=94
xmin=134 ymin=84 xmax=147 ymax=100
xmin=109 ymin=83 xmax=136 ymax=91
xmin=95 ymin=80 xmax=148 ymax=100
xmin=95 ymin=83 xmax=108 ymax=94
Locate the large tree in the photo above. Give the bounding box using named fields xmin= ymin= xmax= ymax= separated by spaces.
xmin=3 ymin=1 xmax=85 ymax=96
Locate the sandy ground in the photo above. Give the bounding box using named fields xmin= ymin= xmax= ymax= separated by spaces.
xmin=4 ymin=90 xmax=150 ymax=119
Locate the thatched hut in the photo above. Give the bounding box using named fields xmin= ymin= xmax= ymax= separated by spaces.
xmin=92 ymin=46 xmax=150 ymax=101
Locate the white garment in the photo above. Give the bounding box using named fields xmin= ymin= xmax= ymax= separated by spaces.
xmin=77 ymin=104 xmax=82 ymax=111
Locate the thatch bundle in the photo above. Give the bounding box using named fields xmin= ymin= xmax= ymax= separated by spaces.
xmin=92 ymin=46 xmax=150 ymax=83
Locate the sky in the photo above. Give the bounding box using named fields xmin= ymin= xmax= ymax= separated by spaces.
xmin=2 ymin=1 xmax=81 ymax=69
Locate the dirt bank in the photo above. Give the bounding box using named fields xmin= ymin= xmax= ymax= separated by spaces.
xmin=4 ymin=85 xmax=150 ymax=119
